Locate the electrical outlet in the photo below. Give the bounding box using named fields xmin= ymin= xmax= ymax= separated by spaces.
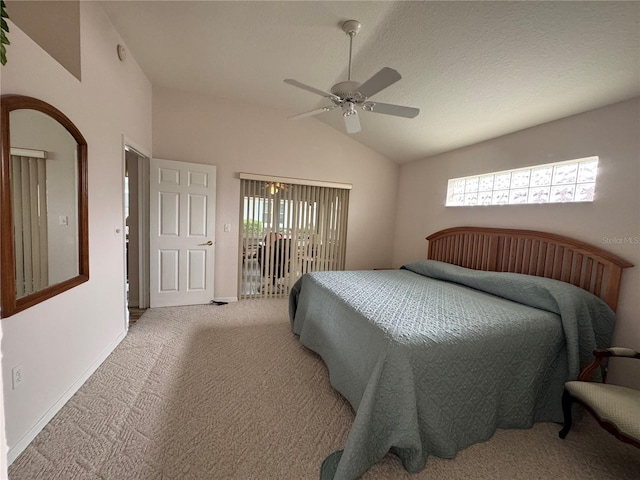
xmin=12 ymin=364 xmax=24 ymax=390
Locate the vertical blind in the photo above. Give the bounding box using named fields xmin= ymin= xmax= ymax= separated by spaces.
xmin=239 ymin=175 xmax=351 ymax=299
xmin=11 ymin=154 xmax=49 ymax=297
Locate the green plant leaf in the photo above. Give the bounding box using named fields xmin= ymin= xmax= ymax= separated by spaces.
xmin=0 ymin=0 xmax=8 ymax=64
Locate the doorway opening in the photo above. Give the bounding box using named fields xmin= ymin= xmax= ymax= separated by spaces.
xmin=124 ymin=144 xmax=150 ymax=325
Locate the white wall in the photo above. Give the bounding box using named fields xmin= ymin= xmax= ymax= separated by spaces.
xmin=392 ymin=97 xmax=640 ymax=388
xmin=0 ymin=321 xmax=5 ymax=480
xmin=1 ymin=2 xmax=152 ymax=463
xmin=152 ymin=86 xmax=400 ymax=300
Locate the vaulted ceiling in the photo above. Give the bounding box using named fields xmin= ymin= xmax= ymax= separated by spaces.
xmin=100 ymin=1 xmax=640 ymax=164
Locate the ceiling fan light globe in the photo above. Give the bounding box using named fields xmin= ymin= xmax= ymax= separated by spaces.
xmin=342 ymin=101 xmax=357 ymax=117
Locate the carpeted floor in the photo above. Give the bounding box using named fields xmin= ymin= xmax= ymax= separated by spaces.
xmin=8 ymin=299 xmax=640 ymax=479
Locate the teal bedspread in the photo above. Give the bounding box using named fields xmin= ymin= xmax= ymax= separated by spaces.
xmin=288 ymin=260 xmax=616 ymax=480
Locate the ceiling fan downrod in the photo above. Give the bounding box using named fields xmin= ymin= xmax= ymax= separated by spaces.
xmin=342 ymin=20 xmax=361 ymax=82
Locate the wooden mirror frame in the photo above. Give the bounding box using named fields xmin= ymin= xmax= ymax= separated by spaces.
xmin=1 ymin=95 xmax=89 ymax=318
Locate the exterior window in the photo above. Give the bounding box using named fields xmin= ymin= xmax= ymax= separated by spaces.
xmin=446 ymin=156 xmax=598 ymax=207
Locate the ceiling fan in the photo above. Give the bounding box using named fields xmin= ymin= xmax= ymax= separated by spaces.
xmin=284 ymin=20 xmax=420 ymax=134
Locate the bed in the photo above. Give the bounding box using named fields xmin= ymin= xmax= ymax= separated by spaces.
xmin=288 ymin=227 xmax=633 ymax=480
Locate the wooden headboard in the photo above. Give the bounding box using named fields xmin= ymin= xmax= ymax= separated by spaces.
xmin=426 ymin=227 xmax=633 ymax=311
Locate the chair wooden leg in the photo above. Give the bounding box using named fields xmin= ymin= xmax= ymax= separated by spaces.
xmin=559 ymin=389 xmax=573 ymax=439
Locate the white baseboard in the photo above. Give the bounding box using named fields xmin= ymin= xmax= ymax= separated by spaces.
xmin=6 ymin=331 xmax=127 ymax=465
xmin=214 ymin=297 xmax=238 ymax=303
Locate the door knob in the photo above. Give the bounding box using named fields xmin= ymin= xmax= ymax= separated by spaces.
xmin=198 ymin=240 xmax=213 ymax=246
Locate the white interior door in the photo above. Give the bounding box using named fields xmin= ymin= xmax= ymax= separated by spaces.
xmin=150 ymin=158 xmax=216 ymax=307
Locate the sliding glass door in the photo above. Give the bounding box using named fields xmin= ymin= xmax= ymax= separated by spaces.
xmin=239 ymin=175 xmax=350 ymax=299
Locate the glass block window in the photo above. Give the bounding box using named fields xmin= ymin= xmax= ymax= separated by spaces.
xmin=446 ymin=156 xmax=598 ymax=207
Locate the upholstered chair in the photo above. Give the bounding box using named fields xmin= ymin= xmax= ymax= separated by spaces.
xmin=559 ymin=347 xmax=640 ymax=449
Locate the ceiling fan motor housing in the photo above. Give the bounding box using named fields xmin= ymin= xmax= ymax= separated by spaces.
xmin=330 ymin=81 xmax=365 ymax=103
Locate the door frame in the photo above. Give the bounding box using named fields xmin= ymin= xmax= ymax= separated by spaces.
xmin=122 ymin=136 xmax=150 ymax=328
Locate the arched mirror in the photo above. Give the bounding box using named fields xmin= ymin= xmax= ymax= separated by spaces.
xmin=1 ymin=95 xmax=88 ymax=318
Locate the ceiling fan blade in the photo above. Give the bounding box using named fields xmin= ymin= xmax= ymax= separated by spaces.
xmin=284 ymin=79 xmax=341 ymax=101
xmin=363 ymin=101 xmax=420 ymax=118
xmin=357 ymin=67 xmax=402 ymax=98
xmin=288 ymin=105 xmax=337 ymax=120
xmin=344 ymin=112 xmax=361 ymax=134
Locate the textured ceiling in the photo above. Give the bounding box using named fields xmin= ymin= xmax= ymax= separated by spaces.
xmin=100 ymin=1 xmax=640 ymax=164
